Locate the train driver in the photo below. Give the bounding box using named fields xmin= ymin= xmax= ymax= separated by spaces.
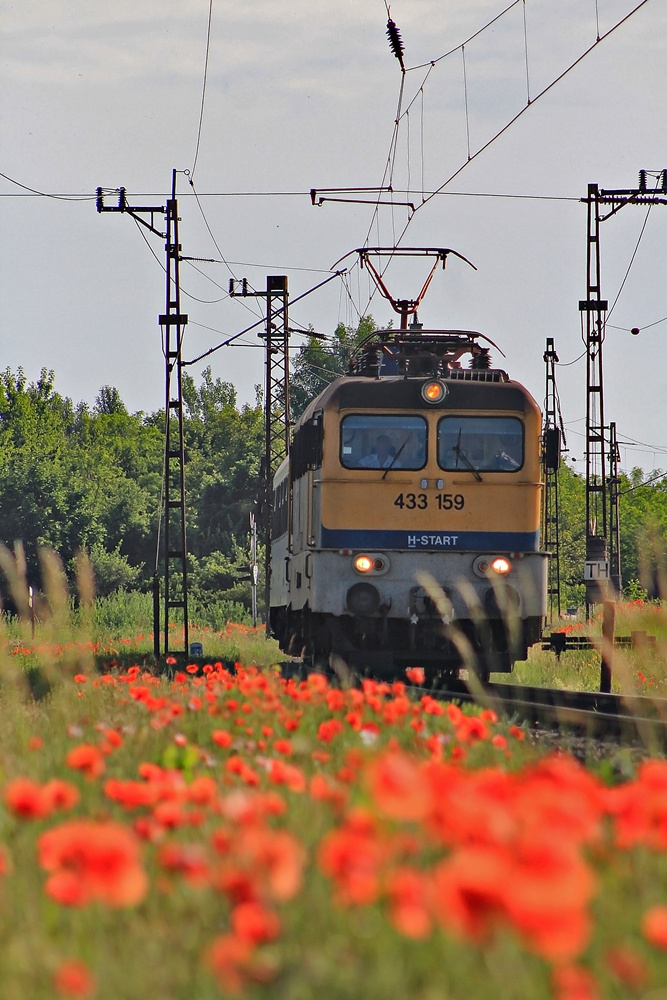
xmin=359 ymin=434 xmax=399 ymax=469
xmin=487 ymin=433 xmax=521 ymax=470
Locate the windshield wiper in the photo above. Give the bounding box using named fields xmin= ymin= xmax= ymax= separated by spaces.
xmin=453 ymin=430 xmax=482 ymax=482
xmin=382 ymin=436 xmax=410 ymax=480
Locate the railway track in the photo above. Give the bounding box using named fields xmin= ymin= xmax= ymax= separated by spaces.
xmin=426 ymin=678 xmax=667 ymax=747
xmin=281 ymin=659 xmax=667 ymax=747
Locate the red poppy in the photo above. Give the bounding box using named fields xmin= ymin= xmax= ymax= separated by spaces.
xmin=206 ymin=933 xmax=253 ymax=995
xmin=4 ymin=777 xmax=51 ymax=820
xmin=386 ymin=867 xmax=433 ymax=939
xmin=432 ymin=845 xmax=509 ymax=943
xmin=212 ymin=729 xmax=233 ymax=748
xmin=605 ymin=945 xmax=648 ymax=989
xmin=104 ymin=779 xmax=159 ymax=810
xmin=38 ymin=819 xmax=148 ymax=908
xmin=367 ymin=750 xmax=431 ymax=822
xmin=318 ymin=812 xmax=386 ymax=906
xmin=53 ymin=959 xmax=96 ymax=999
xmin=551 ymin=964 xmax=600 ymax=1000
xmin=310 ymin=773 xmax=348 ymax=810
xmin=405 ymin=667 xmax=425 ymax=684
xmin=42 ymin=779 xmax=80 ymax=814
xmin=158 ymin=842 xmax=210 ymax=886
xmin=642 ymin=905 xmax=667 ymax=949
xmin=317 ymin=719 xmax=344 ymax=743
xmin=240 ymin=826 xmax=305 ymax=902
xmin=0 ymin=845 xmax=10 ymax=877
xmin=231 ymin=901 xmax=281 ymax=944
xmin=66 ymin=745 xmax=106 ymax=781
xmin=267 ymin=759 xmax=306 ymax=793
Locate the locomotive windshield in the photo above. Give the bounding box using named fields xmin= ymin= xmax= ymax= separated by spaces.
xmin=438 ymin=416 xmax=523 ymax=472
xmin=340 ymin=415 xmax=427 ymax=470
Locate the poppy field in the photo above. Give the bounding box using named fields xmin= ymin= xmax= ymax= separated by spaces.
xmin=2 ymin=618 xmax=667 ymax=1000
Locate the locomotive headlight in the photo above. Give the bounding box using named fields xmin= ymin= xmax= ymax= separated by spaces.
xmin=473 ymin=555 xmax=512 ymax=578
xmin=353 ymin=554 xmax=389 ymax=575
xmin=491 ymin=556 xmax=512 ymax=575
xmin=421 ymin=379 xmax=447 ymax=404
xmin=354 ymin=555 xmax=373 ymax=573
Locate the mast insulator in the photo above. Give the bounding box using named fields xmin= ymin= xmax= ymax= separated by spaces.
xmin=386 ymin=19 xmax=405 ymax=70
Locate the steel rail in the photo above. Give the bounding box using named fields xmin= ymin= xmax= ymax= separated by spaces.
xmin=423 ymin=679 xmax=667 ymax=745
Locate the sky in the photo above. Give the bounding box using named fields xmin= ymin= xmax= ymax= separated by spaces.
xmin=1 ymin=0 xmax=666 ymax=472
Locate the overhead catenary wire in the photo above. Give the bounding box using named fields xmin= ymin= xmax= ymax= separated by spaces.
xmin=183 ymin=269 xmax=346 ymax=367
xmin=0 ymin=174 xmax=584 ymax=204
xmin=0 ymin=170 xmax=94 ymax=201
xmin=336 ymin=0 xmax=652 ymax=327
xmin=522 ymin=0 xmax=531 ymax=103
xmin=390 ymin=0 xmax=652 ymax=247
xmin=406 ymin=0 xmax=524 ymax=72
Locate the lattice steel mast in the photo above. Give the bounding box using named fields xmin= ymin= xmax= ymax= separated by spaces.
xmin=580 ymin=171 xmax=667 ymax=615
xmin=229 ymin=276 xmax=291 ymax=620
xmin=160 ymin=171 xmax=189 ymax=656
xmin=96 ymin=171 xmax=189 ymax=655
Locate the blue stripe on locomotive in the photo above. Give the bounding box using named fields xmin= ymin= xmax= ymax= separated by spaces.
xmin=320 ymin=528 xmax=540 ymax=551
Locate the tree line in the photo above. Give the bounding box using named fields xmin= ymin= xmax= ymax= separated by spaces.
xmin=0 ymin=320 xmax=664 ymax=620
xmin=0 ymin=366 xmax=263 ymax=625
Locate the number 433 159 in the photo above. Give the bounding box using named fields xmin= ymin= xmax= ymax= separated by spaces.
xmin=393 ymin=493 xmax=465 ymax=510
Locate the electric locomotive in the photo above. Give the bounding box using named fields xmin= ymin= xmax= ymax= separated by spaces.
xmin=269 ymin=251 xmax=549 ymax=680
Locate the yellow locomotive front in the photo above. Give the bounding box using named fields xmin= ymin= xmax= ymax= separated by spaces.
xmin=270 ymin=327 xmax=548 ymax=680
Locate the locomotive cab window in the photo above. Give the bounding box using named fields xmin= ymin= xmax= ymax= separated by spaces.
xmin=340 ymin=415 xmax=427 ymax=470
xmin=438 ymin=416 xmax=524 ymax=472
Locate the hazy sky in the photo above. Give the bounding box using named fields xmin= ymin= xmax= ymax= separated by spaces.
xmin=1 ymin=0 xmax=666 ymax=471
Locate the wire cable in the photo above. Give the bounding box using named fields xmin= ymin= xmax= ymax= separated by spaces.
xmin=384 ymin=0 xmax=653 ymax=249
xmin=607 ymin=197 xmax=655 ymax=319
xmin=608 ymin=314 xmax=667 ymax=332
xmin=556 ymin=350 xmax=587 ymax=367
xmin=191 ymin=0 xmax=214 ymax=181
xmin=183 ymin=269 xmax=346 ymax=366
xmin=187 ymin=177 xmax=265 ymax=321
xmin=522 ymin=0 xmax=531 ymax=103
xmin=0 ymin=170 xmax=94 ymax=201
xmin=0 ymin=183 xmax=583 ymax=203
xmin=619 ymin=470 xmax=667 ymax=495
xmin=406 ymin=0 xmax=523 ymax=72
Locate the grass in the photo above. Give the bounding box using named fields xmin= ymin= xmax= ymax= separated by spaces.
xmin=512 ymin=601 xmax=667 ymax=697
xmin=2 ymin=556 xmax=667 ymax=997
xmin=1 ymin=637 xmax=667 ymax=999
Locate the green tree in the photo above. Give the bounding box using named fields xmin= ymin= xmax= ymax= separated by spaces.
xmin=290 ymin=316 xmax=377 ymax=419
xmin=0 ymin=369 xmax=161 ymax=595
xmin=616 ymin=467 xmax=667 ymax=596
xmin=94 ymin=385 xmax=128 ymax=416
xmin=553 ymin=462 xmax=586 ymax=608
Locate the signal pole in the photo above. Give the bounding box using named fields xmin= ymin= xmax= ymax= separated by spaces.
xmin=542 ymin=338 xmax=563 ymax=619
xmin=608 ymin=422 xmax=622 ymax=598
xmin=96 ymin=171 xmax=189 ymax=656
